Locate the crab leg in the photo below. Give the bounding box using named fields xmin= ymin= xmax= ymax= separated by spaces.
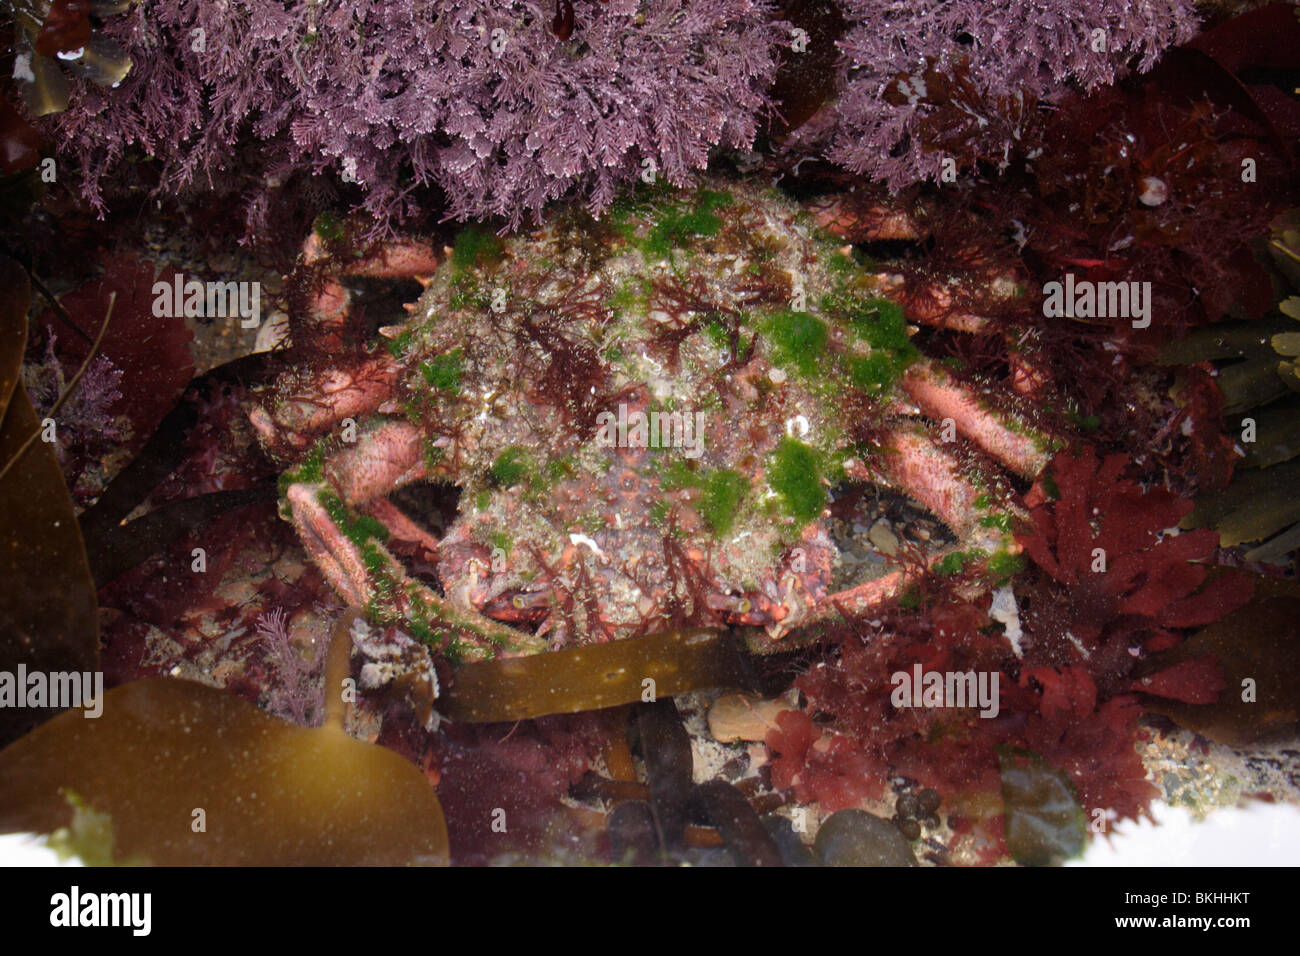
xmin=287 ymin=483 xmax=373 ymax=607
xmin=815 ymin=567 xmax=913 ymax=620
xmin=1005 ymin=330 xmax=1054 ymax=398
xmin=253 ymin=235 xmax=445 ymax=447
xmin=304 ymin=234 xmax=444 ymax=280
xmin=745 ymin=413 xmax=1027 ymax=634
xmin=812 ymin=194 xmax=1000 ymax=332
xmin=870 ymin=272 xmax=994 ymax=333
xmin=802 ymin=547 xmax=989 ymax=628
xmin=896 ymin=360 xmax=1053 ymax=479
xmin=847 ymin=421 xmax=998 ymax=543
xmin=807 ymin=192 xmax=924 ymax=242
xmin=249 ymin=355 xmax=402 ymax=451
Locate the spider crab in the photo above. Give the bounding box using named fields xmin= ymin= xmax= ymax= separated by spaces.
xmin=249 ymin=181 xmax=1061 ymax=662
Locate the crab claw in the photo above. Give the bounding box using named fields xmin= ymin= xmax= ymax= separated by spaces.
xmin=304 ymin=234 xmax=444 ymax=279
xmin=283 ymin=479 xmax=545 ymax=660
xmin=286 ymin=483 xmax=373 ymax=607
xmin=323 ymin=419 xmax=432 ymax=504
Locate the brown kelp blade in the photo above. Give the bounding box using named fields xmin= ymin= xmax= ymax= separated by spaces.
xmin=1136 ymin=578 xmax=1300 ymax=747
xmin=1185 ymin=458 xmax=1300 ymax=547
xmin=0 ymin=674 xmax=450 ymax=865
xmin=0 ymin=263 xmax=100 ymax=748
xmin=0 ymin=609 xmax=449 ymax=864
xmin=441 ymin=628 xmax=747 ymax=723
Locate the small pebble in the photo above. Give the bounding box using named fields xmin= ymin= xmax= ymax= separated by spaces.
xmin=868 ymin=519 xmax=899 ymax=555
xmin=894 ymin=816 xmax=922 ymax=841
xmin=814 ymin=809 xmax=918 ymax=867
xmin=761 ymin=815 xmax=818 ymax=867
xmin=707 ymin=694 xmax=790 ymax=743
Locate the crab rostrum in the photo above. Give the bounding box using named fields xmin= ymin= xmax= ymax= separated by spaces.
xmin=250 ymin=181 xmax=1059 ymax=661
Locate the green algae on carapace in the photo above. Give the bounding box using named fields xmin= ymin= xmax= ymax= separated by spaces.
xmin=259 ymin=177 xmax=1034 ymax=654
xmin=384 ymin=180 xmax=937 ymax=642
xmin=418 ymin=349 xmax=464 ymax=393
